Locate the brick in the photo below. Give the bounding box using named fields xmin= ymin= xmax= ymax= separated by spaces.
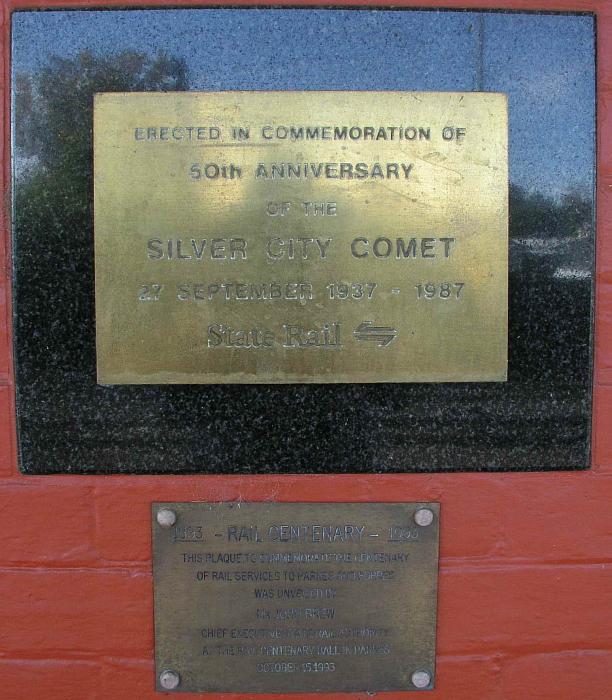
xmin=93 ymin=477 xmax=366 ymax=563
xmin=0 ymin=280 xmax=9 ymax=381
xmin=492 ymin=473 xmax=612 ymax=561
xmin=596 ymin=181 xmax=612 ymax=381
xmin=600 ymin=94 xmax=612 ymax=178
xmin=427 ymin=477 xmax=506 ymax=559
xmin=99 ymin=659 xmax=156 ymax=700
xmin=600 ymin=9 xmax=612 ymax=92
xmin=0 ymin=569 xmax=151 ymax=655
xmin=595 ymin=281 xmax=612 ymax=378
xmin=100 ymin=659 xmax=216 ymax=700
xmin=437 ymin=564 xmax=612 ymax=655
xmin=0 ymin=385 xmax=13 ymax=475
xmin=592 ymin=386 xmax=612 ymax=470
xmin=94 ymin=476 xmax=510 ymax=563
xmin=596 ymin=178 xmax=612 ymax=278
xmin=0 ymin=659 xmax=101 ymax=700
xmin=0 ymin=482 xmax=98 ymax=564
xmin=434 ymin=654 xmax=502 ymax=699
xmin=94 ymin=478 xmax=263 ymax=563
xmin=95 ymin=473 xmax=612 ymax=564
xmin=500 ymin=650 xmax=612 ymax=700
xmin=99 ymin=656 xmax=503 ymax=700
xmin=0 ymin=214 xmax=5 ymax=283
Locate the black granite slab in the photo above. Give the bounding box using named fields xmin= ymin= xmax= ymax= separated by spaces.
xmin=11 ymin=8 xmax=595 ymax=473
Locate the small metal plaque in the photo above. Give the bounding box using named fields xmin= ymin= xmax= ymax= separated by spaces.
xmin=152 ymin=502 xmax=439 ymax=693
xmin=95 ymin=91 xmax=507 ymax=384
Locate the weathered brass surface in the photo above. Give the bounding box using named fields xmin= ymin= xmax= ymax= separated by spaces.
xmin=95 ymin=92 xmax=507 ymax=384
xmin=152 ymin=502 xmax=440 ymax=693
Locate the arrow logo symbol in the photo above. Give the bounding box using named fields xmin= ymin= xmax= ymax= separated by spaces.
xmin=353 ymin=322 xmax=398 ymax=347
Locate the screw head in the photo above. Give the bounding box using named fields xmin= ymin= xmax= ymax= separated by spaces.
xmin=156 ymin=508 xmax=177 ymax=528
xmin=159 ymin=669 xmax=180 ymax=690
xmin=414 ymin=508 xmax=434 ymax=527
xmin=411 ymin=669 xmax=432 ymax=689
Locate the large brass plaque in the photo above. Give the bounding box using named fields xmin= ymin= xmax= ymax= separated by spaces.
xmin=95 ymin=92 xmax=507 ymax=384
xmin=152 ymin=502 xmax=440 ymax=693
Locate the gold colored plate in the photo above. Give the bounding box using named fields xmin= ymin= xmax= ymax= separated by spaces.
xmin=152 ymin=502 xmax=440 ymax=693
xmin=95 ymin=92 xmax=507 ymax=384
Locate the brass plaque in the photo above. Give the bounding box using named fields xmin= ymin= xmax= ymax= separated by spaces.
xmin=95 ymin=92 xmax=507 ymax=384
xmin=152 ymin=502 xmax=440 ymax=693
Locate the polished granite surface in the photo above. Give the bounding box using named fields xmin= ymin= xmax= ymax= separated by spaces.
xmin=11 ymin=9 xmax=595 ymax=473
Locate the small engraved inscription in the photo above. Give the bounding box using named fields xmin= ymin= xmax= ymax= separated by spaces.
xmin=152 ymin=502 xmax=440 ymax=693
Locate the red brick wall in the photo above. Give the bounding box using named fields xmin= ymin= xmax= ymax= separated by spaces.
xmin=1 ymin=1 xmax=611 ymax=698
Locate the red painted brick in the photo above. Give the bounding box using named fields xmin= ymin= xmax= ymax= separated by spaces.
xmin=0 ymin=386 xmax=13 ymax=475
xmin=99 ymin=659 xmax=157 ymax=700
xmin=0 ymin=225 xmax=5 ymax=286
xmin=0 ymin=482 xmax=98 ymax=564
xmin=0 ymin=659 xmax=101 ymax=700
xmin=94 ymin=473 xmax=612 ymax=565
xmin=596 ymin=179 xmax=612 ymax=276
xmin=599 ymin=10 xmax=612 ymax=92
xmin=437 ymin=564 xmax=612 ymax=655
xmin=592 ymin=386 xmax=612 ymax=470
xmin=0 ymin=281 xmax=8 ymax=381
xmin=0 ymin=569 xmax=151 ymax=655
xmin=595 ymin=180 xmax=612 ymax=382
xmin=94 ymin=476 xmax=507 ymax=563
xmin=99 ymin=655 xmax=504 ymax=699
xmin=595 ymin=286 xmax=612 ymax=379
xmin=491 ymin=473 xmax=612 ymax=561
xmin=101 ymin=652 xmax=612 ymax=699
xmin=100 ymin=659 xmax=233 ymax=700
xmin=599 ymin=96 xmax=612 ymax=178
xmin=434 ymin=654 xmax=503 ymax=699
xmin=500 ymin=650 xmax=612 ymax=700
xmin=93 ymin=478 xmax=272 ymax=563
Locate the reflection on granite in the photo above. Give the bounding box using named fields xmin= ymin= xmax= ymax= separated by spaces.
xmin=11 ymin=9 xmax=595 ymax=473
